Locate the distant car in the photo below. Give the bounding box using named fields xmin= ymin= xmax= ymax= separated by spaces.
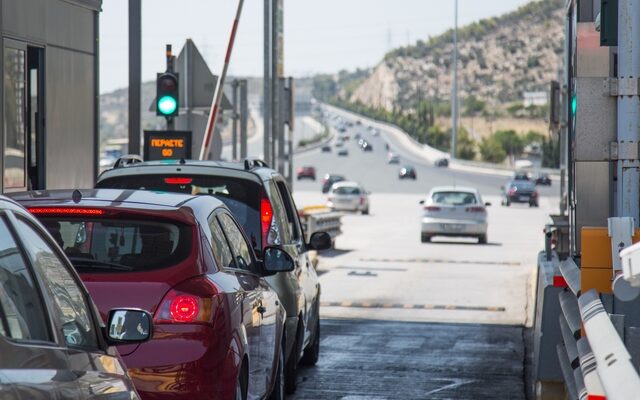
xmin=0 ymin=195 xmax=149 ymax=399
xmin=533 ymin=172 xmax=552 ymax=186
xmin=328 ymin=181 xmax=370 ymax=214
xmin=337 ymin=148 xmax=349 ymax=157
xmin=335 ymin=140 xmax=344 ymax=148
xmin=362 ymin=142 xmax=373 ymax=152
xmin=420 ymin=187 xmax=490 ymax=244
xmin=435 ymin=158 xmax=449 ymax=167
xmin=370 ymin=128 xmax=380 ymax=137
xmin=399 ymin=166 xmax=417 ymax=180
xmin=322 ymin=174 xmax=346 ymax=193
xmin=356 ymin=120 xmax=362 ymax=125
xmin=355 ymin=133 xmax=362 ymax=140
xmin=513 ymin=171 xmax=530 ymax=181
xmin=297 ymin=166 xmax=316 ymax=180
xmin=388 ymin=153 xmax=400 ymax=164
xmin=502 ymin=180 xmax=539 ymax=207
xmin=321 ymin=145 xmax=332 ymax=152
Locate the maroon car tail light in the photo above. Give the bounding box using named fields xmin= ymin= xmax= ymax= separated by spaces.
xmin=424 ymin=206 xmax=441 ymax=212
xmin=261 ymin=194 xmax=274 ymax=247
xmin=164 ymin=177 xmax=193 ymax=185
xmin=466 ymin=206 xmax=486 ymax=213
xmin=28 ymin=207 xmax=107 ymax=216
xmin=359 ymin=197 xmax=366 ymax=205
xmin=155 ymin=276 xmax=218 ymax=324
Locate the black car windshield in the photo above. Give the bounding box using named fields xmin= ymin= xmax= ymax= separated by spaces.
xmin=511 ymin=181 xmax=535 ymax=190
xmin=97 ymin=174 xmax=262 ymax=249
xmin=39 ymin=218 xmax=191 ymax=272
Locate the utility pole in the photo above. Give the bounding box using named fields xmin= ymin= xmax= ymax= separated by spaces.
xmin=450 ymin=0 xmax=458 ymax=159
xmin=240 ymin=79 xmax=248 ymax=158
xmin=232 ymin=80 xmax=239 ymax=160
xmin=263 ymin=0 xmax=272 ymax=164
xmin=128 ymin=0 xmax=141 ymax=155
xmin=616 ymin=0 xmax=640 ymax=223
xmin=270 ymin=0 xmax=279 ymax=166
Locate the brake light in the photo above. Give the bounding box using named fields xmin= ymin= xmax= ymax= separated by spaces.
xmin=261 ymin=195 xmax=274 ymax=247
xmin=28 ymin=207 xmax=106 ymax=216
xmin=424 ymin=206 xmax=441 ymax=212
xmin=155 ymin=277 xmax=218 ymax=325
xmin=553 ymin=276 xmax=568 ymax=288
xmin=466 ymin=206 xmax=486 ymax=213
xmin=164 ymin=177 xmax=193 ymax=185
xmin=360 ymin=197 xmax=365 ymax=205
xmin=508 ymin=188 xmax=517 ymax=196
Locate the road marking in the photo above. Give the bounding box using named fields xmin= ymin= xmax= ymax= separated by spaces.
xmin=347 ymin=271 xmax=378 ymax=277
xmin=321 ymin=302 xmax=506 ymax=312
xmin=335 ymin=266 xmax=408 ymax=272
xmin=360 ymin=257 xmax=520 ymax=266
xmin=424 ymin=379 xmax=476 ymax=396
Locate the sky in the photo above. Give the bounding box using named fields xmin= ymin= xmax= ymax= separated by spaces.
xmin=99 ymin=0 xmax=534 ymax=94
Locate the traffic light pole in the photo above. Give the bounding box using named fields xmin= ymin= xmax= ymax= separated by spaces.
xmin=263 ymin=0 xmax=272 ymax=165
xmin=128 ymin=0 xmax=141 ymax=155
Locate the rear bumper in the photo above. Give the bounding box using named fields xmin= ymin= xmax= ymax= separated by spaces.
xmin=327 ymin=200 xmax=363 ymax=211
xmin=123 ymin=325 xmax=239 ymax=400
xmin=421 ymin=218 xmax=487 ymax=236
xmin=507 ymin=195 xmax=538 ymax=204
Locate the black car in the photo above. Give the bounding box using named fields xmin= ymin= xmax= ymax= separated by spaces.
xmin=321 ymin=145 xmax=332 ymax=152
xmin=362 ymin=142 xmax=373 ymax=152
xmin=96 ymin=158 xmax=332 ymax=394
xmin=513 ymin=171 xmax=530 ymax=181
xmin=399 ymin=166 xmax=417 ymax=180
xmin=435 ymin=158 xmax=449 ymax=167
xmin=502 ymin=180 xmax=539 ymax=207
xmin=533 ymin=172 xmax=552 ymax=186
xmin=322 ymin=173 xmax=346 ymax=193
xmin=0 ymin=195 xmax=150 ymax=399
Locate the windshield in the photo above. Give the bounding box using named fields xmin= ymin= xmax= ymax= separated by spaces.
xmin=97 ymin=174 xmax=262 ymax=249
xmin=333 ymin=186 xmax=361 ymax=195
xmin=512 ymin=181 xmax=535 ymax=190
xmin=39 ymin=218 xmax=191 ymax=272
xmin=431 ymin=191 xmax=478 ymax=205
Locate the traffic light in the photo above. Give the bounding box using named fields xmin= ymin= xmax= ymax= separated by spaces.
xmin=156 ymin=72 xmax=179 ymax=117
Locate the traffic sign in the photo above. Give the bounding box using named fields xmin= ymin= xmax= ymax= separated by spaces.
xmin=143 ymin=130 xmax=192 ymax=161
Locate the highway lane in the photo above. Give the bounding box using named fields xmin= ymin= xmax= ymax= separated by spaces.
xmin=292 ymin=120 xmax=558 ymax=198
xmin=287 ymin=117 xmax=556 ymax=398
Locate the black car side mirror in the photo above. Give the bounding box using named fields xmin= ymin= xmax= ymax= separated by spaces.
xmin=308 ymin=231 xmax=332 ymax=251
xmin=485 ymin=202 xmax=492 ymax=207
xmin=106 ymin=308 xmax=152 ymax=345
xmin=419 ymin=200 xmax=425 ymax=205
xmin=262 ymin=246 xmax=295 ymax=274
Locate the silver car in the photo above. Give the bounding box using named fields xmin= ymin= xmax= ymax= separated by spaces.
xmin=327 ymin=181 xmax=370 ymax=214
xmin=420 ymin=186 xmax=489 ymax=244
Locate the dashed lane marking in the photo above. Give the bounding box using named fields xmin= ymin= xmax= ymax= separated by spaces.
xmin=321 ymin=302 xmax=506 ymax=312
xmin=359 ymin=257 xmax=520 ymax=266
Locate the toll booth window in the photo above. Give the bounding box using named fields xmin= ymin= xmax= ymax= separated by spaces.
xmin=4 ymin=47 xmax=26 ymax=190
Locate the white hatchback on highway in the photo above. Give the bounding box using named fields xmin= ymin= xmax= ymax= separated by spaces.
xmin=420 ymin=186 xmax=489 ymax=244
xmin=327 ymin=181 xmax=370 ymax=214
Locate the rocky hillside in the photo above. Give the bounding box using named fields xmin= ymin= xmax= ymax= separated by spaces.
xmin=347 ymin=0 xmax=564 ymax=111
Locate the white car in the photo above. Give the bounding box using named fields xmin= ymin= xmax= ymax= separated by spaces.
xmin=419 ymin=186 xmax=489 ymax=244
xmin=387 ymin=153 xmax=400 ymax=164
xmin=327 ymin=181 xmax=370 ymax=214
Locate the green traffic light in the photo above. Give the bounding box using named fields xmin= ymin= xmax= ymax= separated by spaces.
xmin=571 ymin=94 xmax=577 ymax=115
xmin=158 ymin=95 xmax=177 ymax=115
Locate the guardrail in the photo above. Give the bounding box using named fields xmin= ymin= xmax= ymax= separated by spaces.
xmin=298 ymin=205 xmax=342 ymax=246
xmin=535 ymin=252 xmax=640 ymax=400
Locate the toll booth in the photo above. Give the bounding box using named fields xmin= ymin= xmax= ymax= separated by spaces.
xmin=0 ymin=0 xmax=101 ymax=193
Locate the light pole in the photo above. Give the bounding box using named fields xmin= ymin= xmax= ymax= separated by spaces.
xmin=450 ymin=0 xmax=458 ymax=159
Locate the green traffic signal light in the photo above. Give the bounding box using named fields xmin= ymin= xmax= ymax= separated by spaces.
xmin=571 ymin=94 xmax=577 ymax=115
xmin=158 ymin=95 xmax=178 ymax=116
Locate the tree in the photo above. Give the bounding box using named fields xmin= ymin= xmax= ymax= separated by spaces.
xmin=462 ymin=95 xmax=486 ymax=117
xmin=427 ymin=125 xmax=449 ymax=151
xmin=480 ymin=136 xmax=507 ymax=163
xmin=456 ymin=127 xmax=476 ymax=160
xmin=493 ymin=129 xmax=524 ymax=157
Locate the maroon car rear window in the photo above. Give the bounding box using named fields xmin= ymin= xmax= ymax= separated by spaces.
xmin=38 ymin=218 xmax=192 ymax=273
xmin=97 ymin=174 xmax=262 ymax=250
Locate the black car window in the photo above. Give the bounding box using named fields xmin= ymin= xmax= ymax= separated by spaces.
xmin=275 ymin=180 xmax=302 ymax=241
xmin=97 ymin=174 xmax=262 ymax=250
xmin=0 ymin=216 xmax=50 ymax=342
xmin=209 ymin=217 xmax=236 ymax=270
xmin=14 ymin=217 xmax=98 ymax=349
xmin=218 ymin=213 xmax=254 ymax=272
xmin=39 ymin=218 xmax=192 ymax=273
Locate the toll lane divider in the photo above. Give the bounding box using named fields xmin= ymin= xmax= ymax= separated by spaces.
xmin=320 ymin=301 xmax=505 ymax=312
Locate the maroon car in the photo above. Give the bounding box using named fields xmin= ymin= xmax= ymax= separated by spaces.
xmin=296 ymin=166 xmax=316 ymax=180
xmin=12 ymin=189 xmax=293 ymax=400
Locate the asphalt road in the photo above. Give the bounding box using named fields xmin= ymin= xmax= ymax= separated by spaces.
xmin=284 ymin=112 xmax=558 ymax=399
